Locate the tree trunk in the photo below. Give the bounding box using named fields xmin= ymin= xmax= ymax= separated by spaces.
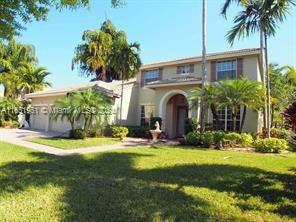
xmin=240 ymin=105 xmax=247 ymax=132
xmin=102 ymin=67 xmax=107 ymax=82
xmin=232 ymin=111 xmax=237 ymax=132
xmin=3 ymin=86 xmax=8 ymax=97
xmin=119 ymin=73 xmax=124 ymax=126
xmin=199 ymin=0 xmax=207 ymax=133
xmin=210 ymin=103 xmax=221 ymax=129
xmin=264 ymin=32 xmax=271 ymax=138
xmin=260 ymin=30 xmax=267 ymax=130
xmin=271 ymin=104 xmax=274 ymax=128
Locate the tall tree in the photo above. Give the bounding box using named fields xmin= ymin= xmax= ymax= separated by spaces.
xmin=19 ymin=64 xmax=52 ymax=94
xmin=72 ymin=30 xmax=113 ymax=81
xmin=110 ymin=40 xmax=142 ymax=125
xmin=72 ymin=20 xmax=126 ymax=82
xmin=0 ymin=0 xmax=123 ymax=40
xmin=0 ymin=39 xmax=37 ymax=97
xmin=199 ymin=0 xmax=207 ymax=133
xmin=221 ymin=0 xmax=295 ymax=137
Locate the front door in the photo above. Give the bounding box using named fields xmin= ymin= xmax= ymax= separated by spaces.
xmin=176 ymin=106 xmax=188 ymax=137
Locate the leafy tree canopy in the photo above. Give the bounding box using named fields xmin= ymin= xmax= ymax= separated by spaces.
xmin=0 ymin=0 xmax=123 ymax=40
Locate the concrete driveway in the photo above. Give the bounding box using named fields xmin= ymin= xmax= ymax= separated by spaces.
xmin=0 ymin=128 xmax=148 ymax=156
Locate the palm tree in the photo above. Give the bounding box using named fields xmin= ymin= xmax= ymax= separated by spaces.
xmin=283 ymin=66 xmax=296 ymax=87
xmin=51 ymin=94 xmax=80 ymax=131
xmin=221 ymin=0 xmax=295 ymax=137
xmin=215 ymin=78 xmax=264 ymax=132
xmin=19 ymin=64 xmax=51 ymax=94
xmin=110 ymin=40 xmax=142 ymax=125
xmin=199 ymin=0 xmax=207 ymax=133
xmin=73 ymin=88 xmax=112 ymax=130
xmin=0 ymin=39 xmax=37 ymax=97
xmin=189 ymin=84 xmax=221 ymax=128
xmin=72 ymin=30 xmax=113 ymax=81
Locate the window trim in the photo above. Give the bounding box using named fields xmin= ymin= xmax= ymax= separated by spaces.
xmin=143 ymin=69 xmax=160 ymax=84
xmin=215 ymin=59 xmax=238 ymax=81
xmin=177 ymin=64 xmax=192 ymax=75
xmin=214 ymin=106 xmax=241 ymax=131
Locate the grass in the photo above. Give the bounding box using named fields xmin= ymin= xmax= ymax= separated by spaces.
xmin=26 ymin=137 xmax=119 ymax=149
xmin=0 ymin=142 xmax=295 ymax=222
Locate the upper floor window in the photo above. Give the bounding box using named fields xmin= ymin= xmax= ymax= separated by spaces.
xmin=177 ymin=64 xmax=194 ymax=75
xmin=216 ymin=60 xmax=237 ymax=80
xmin=144 ymin=69 xmax=159 ymax=84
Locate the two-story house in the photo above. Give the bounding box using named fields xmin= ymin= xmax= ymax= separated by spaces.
xmin=26 ymin=48 xmax=263 ymax=137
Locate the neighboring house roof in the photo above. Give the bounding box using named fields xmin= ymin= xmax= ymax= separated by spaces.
xmin=25 ymin=79 xmax=136 ymax=99
xmin=145 ymin=76 xmax=202 ymax=89
xmin=141 ymin=48 xmax=261 ymax=70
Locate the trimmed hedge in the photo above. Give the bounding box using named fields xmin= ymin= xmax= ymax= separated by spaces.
xmin=254 ymin=138 xmax=288 ymax=153
xmin=87 ymin=128 xmax=103 ymax=138
xmin=70 ymin=128 xmax=87 ymax=139
xmin=223 ymin=132 xmax=242 ymax=147
xmin=106 ymin=126 xmax=129 ymax=140
xmin=126 ymin=126 xmax=149 ymax=138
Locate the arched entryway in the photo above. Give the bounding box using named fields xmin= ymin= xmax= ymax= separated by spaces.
xmin=159 ymin=90 xmax=190 ymax=138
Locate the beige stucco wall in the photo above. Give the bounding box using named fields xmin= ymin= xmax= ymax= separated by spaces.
xmin=136 ymin=54 xmax=262 ymax=133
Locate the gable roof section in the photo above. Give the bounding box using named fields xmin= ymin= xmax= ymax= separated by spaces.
xmin=141 ymin=48 xmax=260 ymax=70
xmin=26 ymin=79 xmax=136 ymax=99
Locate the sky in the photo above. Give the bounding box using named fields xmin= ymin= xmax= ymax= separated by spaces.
xmin=17 ymin=0 xmax=296 ymax=88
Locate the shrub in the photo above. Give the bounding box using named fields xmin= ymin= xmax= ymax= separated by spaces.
xmin=178 ymin=138 xmax=187 ymax=145
xmin=184 ymin=118 xmax=198 ymax=134
xmin=241 ymin=133 xmax=254 ymax=147
xmin=259 ymin=128 xmax=289 ymax=139
xmin=70 ymin=128 xmax=87 ymax=139
xmin=223 ymin=132 xmax=242 ymax=147
xmin=213 ymin=131 xmax=225 ymax=149
xmin=87 ymin=128 xmax=102 ymax=138
xmin=201 ymin=131 xmax=214 ymax=148
xmin=254 ymin=138 xmax=288 ymax=153
xmin=150 ymin=117 xmax=162 ymax=129
xmin=108 ymin=126 xmax=129 ymax=140
xmin=1 ymin=120 xmax=19 ymax=128
xmin=185 ymin=131 xmax=202 ymax=146
xmin=126 ymin=126 xmax=149 ymax=138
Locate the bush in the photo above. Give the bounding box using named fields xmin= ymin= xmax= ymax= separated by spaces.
xmin=259 ymin=128 xmax=289 ymax=139
xmin=150 ymin=117 xmax=162 ymax=129
xmin=1 ymin=120 xmax=19 ymax=128
xmin=241 ymin=133 xmax=254 ymax=147
xmin=213 ymin=131 xmax=226 ymax=144
xmin=107 ymin=126 xmax=129 ymax=140
xmin=184 ymin=118 xmax=198 ymax=134
xmin=70 ymin=128 xmax=87 ymax=139
xmin=87 ymin=128 xmax=102 ymax=138
xmin=201 ymin=131 xmax=214 ymax=148
xmin=254 ymin=138 xmax=288 ymax=153
xmin=126 ymin=126 xmax=149 ymax=138
xmin=178 ymin=138 xmax=187 ymax=145
xmin=185 ymin=131 xmax=202 ymax=146
xmin=223 ymin=132 xmax=242 ymax=147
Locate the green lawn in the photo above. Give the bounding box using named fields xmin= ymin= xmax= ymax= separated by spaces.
xmin=26 ymin=137 xmax=119 ymax=149
xmin=0 ymin=142 xmax=295 ymax=222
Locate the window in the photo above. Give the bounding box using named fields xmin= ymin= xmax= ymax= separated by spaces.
xmin=144 ymin=69 xmax=159 ymax=84
xmin=213 ymin=106 xmax=240 ymax=131
xmin=177 ymin=64 xmax=194 ymax=75
xmin=140 ymin=105 xmax=155 ymax=126
xmin=216 ymin=60 xmax=237 ymax=80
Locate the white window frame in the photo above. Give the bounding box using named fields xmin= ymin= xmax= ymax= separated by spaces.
xmin=140 ymin=104 xmax=155 ymax=126
xmin=216 ymin=59 xmax=237 ymax=81
xmin=178 ymin=64 xmax=191 ymax=75
xmin=215 ymin=106 xmax=241 ymax=131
